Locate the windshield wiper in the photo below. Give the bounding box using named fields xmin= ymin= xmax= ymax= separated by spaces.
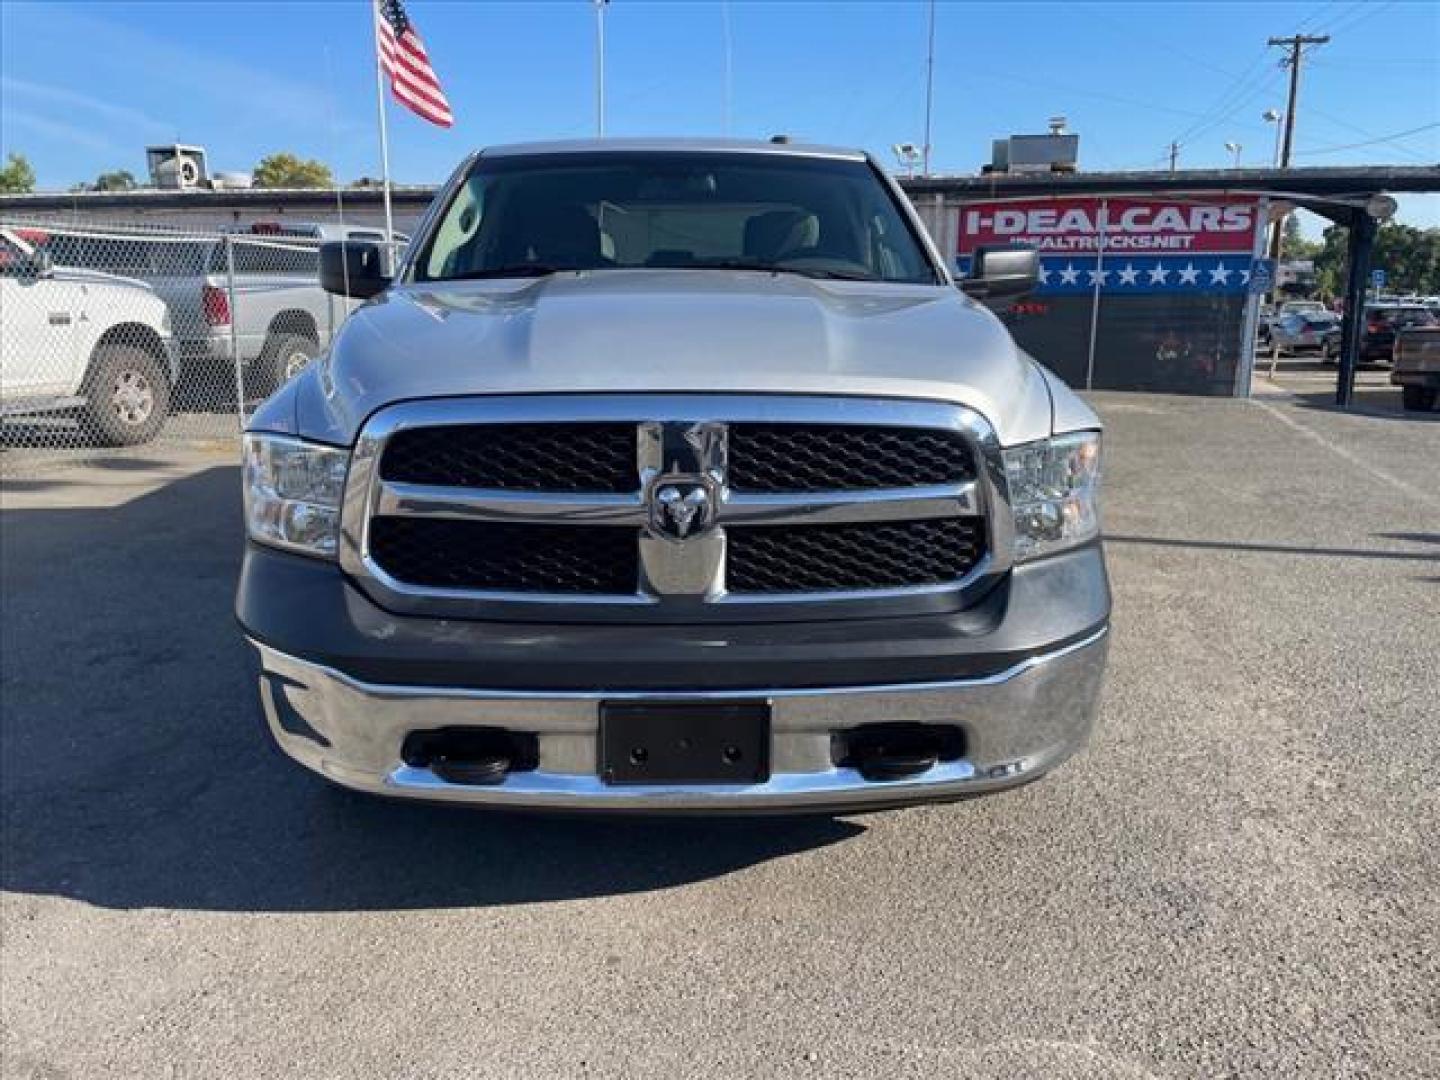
xmin=444 ymin=264 xmax=578 ymax=280
xmin=784 ymin=266 xmax=881 ymax=282
xmin=647 ymin=258 xmax=781 ymax=274
xmin=661 ymin=259 xmax=880 ymax=282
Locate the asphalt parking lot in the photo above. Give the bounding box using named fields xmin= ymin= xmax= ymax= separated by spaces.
xmin=2 ymin=391 xmax=1437 ymax=1079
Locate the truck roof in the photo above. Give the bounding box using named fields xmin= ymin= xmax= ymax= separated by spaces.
xmin=479 ymin=137 xmax=869 ymax=162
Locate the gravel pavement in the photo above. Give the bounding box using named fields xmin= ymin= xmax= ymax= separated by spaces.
xmin=2 ymin=391 xmax=1437 ymax=1079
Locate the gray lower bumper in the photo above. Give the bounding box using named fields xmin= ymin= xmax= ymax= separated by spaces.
xmin=251 ymin=626 xmax=1108 ymax=812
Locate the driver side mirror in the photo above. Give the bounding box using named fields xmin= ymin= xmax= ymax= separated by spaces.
xmin=960 ymin=244 xmax=1039 ymax=306
xmin=319 ymin=241 xmax=390 ymax=299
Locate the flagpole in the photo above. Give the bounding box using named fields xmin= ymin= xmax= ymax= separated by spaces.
xmin=371 ymin=0 xmax=396 ymax=261
xmin=595 ymin=0 xmax=607 ymax=137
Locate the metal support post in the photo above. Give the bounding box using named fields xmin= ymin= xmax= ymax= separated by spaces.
xmin=225 ymin=235 xmax=246 ymax=427
xmin=1336 ymin=213 xmax=1376 ymax=409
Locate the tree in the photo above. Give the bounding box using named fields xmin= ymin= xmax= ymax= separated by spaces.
xmin=93 ymin=169 xmax=137 ymax=192
xmin=0 ymin=152 xmax=36 ymax=194
xmin=1312 ymin=225 xmax=1349 ymax=298
xmin=1311 ymin=221 xmax=1440 ymax=298
xmin=1282 ymin=214 xmax=1303 ymax=247
xmin=1280 ymin=214 xmax=1323 ymax=262
xmin=252 ymin=153 xmax=333 ymax=189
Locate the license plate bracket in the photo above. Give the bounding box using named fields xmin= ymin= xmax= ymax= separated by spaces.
xmin=600 ymin=702 xmax=771 ymax=785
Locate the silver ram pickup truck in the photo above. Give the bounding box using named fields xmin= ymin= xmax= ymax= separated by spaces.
xmin=236 ymin=139 xmax=1110 ymax=812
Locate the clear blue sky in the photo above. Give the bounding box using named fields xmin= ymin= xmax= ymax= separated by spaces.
xmin=2 ymin=0 xmax=1436 ymax=231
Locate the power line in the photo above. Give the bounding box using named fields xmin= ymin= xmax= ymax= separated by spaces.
xmin=1322 ymin=0 xmax=1397 ymax=37
xmin=1293 ymin=121 xmax=1440 ymax=156
xmin=1307 ymin=0 xmax=1367 ymax=34
xmin=1309 ymin=57 xmax=1439 ymax=68
xmin=1306 ymin=106 xmax=1433 ymax=163
xmin=1176 ymin=69 xmax=1286 ymax=152
xmin=1294 ymin=0 xmax=1354 ymax=34
xmin=1166 ymin=46 xmax=1281 ymax=153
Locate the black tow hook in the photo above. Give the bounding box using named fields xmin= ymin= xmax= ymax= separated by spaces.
xmin=430 ymin=753 xmax=513 ymax=786
xmin=402 ymin=727 xmax=538 ymax=786
xmin=836 ymin=722 xmax=964 ymax=783
xmin=853 ymin=746 xmax=941 ymax=782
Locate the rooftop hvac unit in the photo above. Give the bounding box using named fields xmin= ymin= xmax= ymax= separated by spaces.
xmin=146 ymin=144 xmax=209 ymax=190
xmin=984 ymin=123 xmax=1080 ymax=175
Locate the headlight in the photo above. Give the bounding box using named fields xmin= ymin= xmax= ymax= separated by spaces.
xmin=242 ymin=433 xmax=349 ymax=558
xmin=1002 ymin=431 xmax=1102 ymax=562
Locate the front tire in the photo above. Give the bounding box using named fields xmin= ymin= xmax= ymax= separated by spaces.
xmin=1401 ymin=385 xmax=1437 ymax=411
xmin=82 ymin=344 xmax=170 ymax=446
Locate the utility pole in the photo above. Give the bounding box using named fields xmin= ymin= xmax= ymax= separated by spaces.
xmin=1269 ymin=34 xmax=1328 ymax=169
xmin=1266 ymin=34 xmax=1328 ymax=268
xmin=721 ymin=0 xmax=733 ymax=136
xmin=595 ymin=0 xmax=609 ymax=137
xmin=922 ymin=0 xmax=936 ymax=176
xmin=1167 ymin=141 xmax=1179 ymax=173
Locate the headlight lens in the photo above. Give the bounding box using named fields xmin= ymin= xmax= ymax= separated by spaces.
xmin=1003 ymin=431 xmax=1102 ymax=562
xmin=242 ymin=434 xmax=349 ymax=558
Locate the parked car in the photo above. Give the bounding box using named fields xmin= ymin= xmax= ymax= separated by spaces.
xmin=42 ymin=222 xmax=404 ymax=398
xmin=0 ymin=227 xmax=176 ymax=445
xmin=237 ymin=139 xmax=1110 ymax=812
xmin=1271 ymin=311 xmax=1341 ymax=358
xmin=1391 ymin=322 xmax=1440 ymax=411
xmin=1359 ymin=303 xmax=1436 ymax=365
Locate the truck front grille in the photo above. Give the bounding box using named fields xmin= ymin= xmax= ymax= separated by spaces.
xmin=728 ymin=424 xmax=976 ymax=491
xmin=350 ymin=398 xmax=1001 ymax=619
xmin=380 ymin=423 xmax=635 ymax=492
xmin=727 ymin=518 xmax=986 ymax=593
xmin=369 ymin=517 xmax=639 ymax=594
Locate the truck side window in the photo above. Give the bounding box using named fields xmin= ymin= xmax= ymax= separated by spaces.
xmin=425 ymin=175 xmax=487 ymax=279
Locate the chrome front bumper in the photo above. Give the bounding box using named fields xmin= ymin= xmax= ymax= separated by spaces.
xmin=251 ymin=627 xmax=1108 ymax=812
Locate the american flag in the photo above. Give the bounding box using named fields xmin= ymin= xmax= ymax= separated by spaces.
xmin=375 ymin=0 xmax=453 ymax=128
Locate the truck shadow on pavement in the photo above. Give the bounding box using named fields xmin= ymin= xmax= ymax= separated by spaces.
xmin=0 ymin=466 xmax=860 ymax=913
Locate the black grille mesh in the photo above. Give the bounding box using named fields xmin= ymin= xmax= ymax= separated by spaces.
xmin=380 ymin=423 xmax=636 ymax=492
xmin=727 ymin=424 xmax=976 ymax=492
xmin=727 ymin=518 xmax=985 ymax=593
xmin=369 ymin=517 xmax=638 ymax=594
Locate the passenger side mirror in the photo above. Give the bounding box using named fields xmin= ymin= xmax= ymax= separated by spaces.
xmin=960 ymin=245 xmax=1039 ymax=306
xmin=319 ymin=241 xmax=390 ymax=300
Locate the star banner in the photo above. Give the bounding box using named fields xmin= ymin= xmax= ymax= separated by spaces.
xmin=954 ymin=254 xmax=1261 ymax=295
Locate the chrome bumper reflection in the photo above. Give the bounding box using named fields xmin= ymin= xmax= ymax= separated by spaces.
xmin=251 ymin=627 xmax=1108 ymax=811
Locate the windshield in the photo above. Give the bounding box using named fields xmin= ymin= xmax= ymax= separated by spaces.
xmin=414 ymin=151 xmax=938 ymax=285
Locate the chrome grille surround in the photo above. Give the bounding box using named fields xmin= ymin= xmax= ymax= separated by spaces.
xmin=339 ymin=395 xmax=1015 ymax=624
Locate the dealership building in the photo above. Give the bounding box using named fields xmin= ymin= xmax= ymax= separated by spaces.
xmin=3 ymin=162 xmax=1436 ymax=402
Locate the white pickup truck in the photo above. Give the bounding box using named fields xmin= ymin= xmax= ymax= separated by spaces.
xmin=41 ymin=222 xmax=403 ymax=399
xmin=0 ymin=227 xmax=177 ymax=445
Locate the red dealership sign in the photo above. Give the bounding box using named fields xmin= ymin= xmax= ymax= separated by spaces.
xmin=957 ymin=196 xmax=1260 ymax=254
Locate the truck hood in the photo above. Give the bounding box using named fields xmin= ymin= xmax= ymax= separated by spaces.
xmin=53 ymin=266 xmax=154 ymax=292
xmin=293 ymin=269 xmax=1061 ymax=446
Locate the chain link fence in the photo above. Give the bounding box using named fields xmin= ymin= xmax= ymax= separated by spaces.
xmin=0 ymin=218 xmax=384 ymax=475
